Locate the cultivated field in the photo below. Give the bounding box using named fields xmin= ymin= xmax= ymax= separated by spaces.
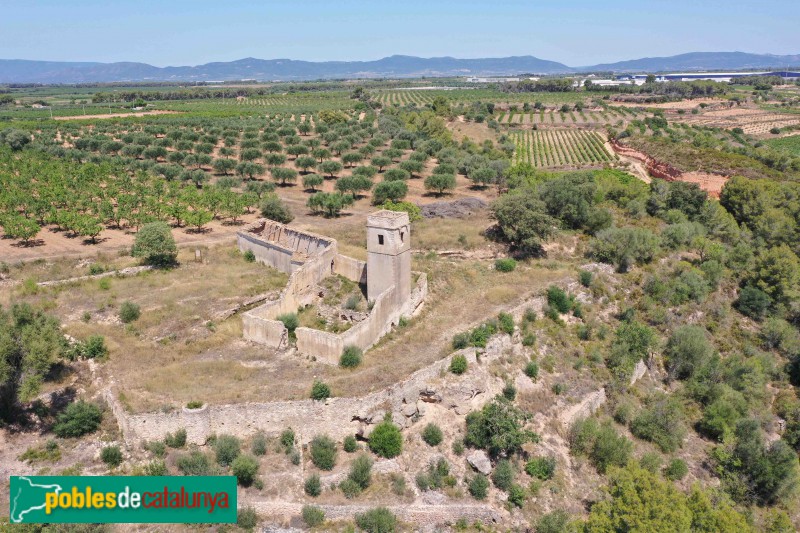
xmin=673 ymin=106 xmax=800 ymax=135
xmin=511 ymin=129 xmax=616 ymax=168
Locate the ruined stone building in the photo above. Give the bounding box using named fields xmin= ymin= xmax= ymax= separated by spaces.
xmin=235 ymin=210 xmax=427 ymax=363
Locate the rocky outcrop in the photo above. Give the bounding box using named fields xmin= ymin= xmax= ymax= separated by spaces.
xmin=466 ymin=450 xmax=492 ymax=475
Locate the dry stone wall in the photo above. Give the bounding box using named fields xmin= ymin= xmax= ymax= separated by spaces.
xmin=114 ymin=335 xmax=510 ymax=446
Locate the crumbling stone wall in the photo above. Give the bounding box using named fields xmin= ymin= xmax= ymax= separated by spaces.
xmin=116 ymin=334 xmax=511 ymax=446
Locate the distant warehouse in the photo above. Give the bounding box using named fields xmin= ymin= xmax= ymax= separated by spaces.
xmin=628 ymin=71 xmax=800 ymax=84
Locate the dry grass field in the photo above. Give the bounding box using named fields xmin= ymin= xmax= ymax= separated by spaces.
xmin=1 ymin=212 xmax=573 ymax=413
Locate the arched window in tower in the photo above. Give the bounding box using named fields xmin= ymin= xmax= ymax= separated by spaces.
xmin=378 ymin=234 xmax=384 ymax=245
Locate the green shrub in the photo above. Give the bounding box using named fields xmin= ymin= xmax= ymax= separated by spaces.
xmin=231 ymin=454 xmax=259 ymax=486
xmin=390 ymin=473 xmax=406 ymax=495
xmin=569 ymin=418 xmax=599 ymax=456
xmin=422 ymin=423 xmax=443 ymax=446
xmin=591 ymin=226 xmax=660 ymax=271
xmin=495 ymin=258 xmax=517 ymax=272
xmin=415 ymin=471 xmax=431 ymax=491
xmin=547 ymin=285 xmax=572 ymax=313
xmin=310 ymin=435 xmax=337 ymax=470
xmin=145 ymin=440 xmax=166 ymax=458
xmin=507 ymin=483 xmax=526 ymax=508
xmin=630 ymin=395 xmax=687 ymax=453
xmin=498 ymin=312 xmax=514 ymax=335
xmin=340 ymin=345 xmax=363 ymax=368
xmin=355 ymin=507 xmax=396 ymax=533
xmin=119 ymin=301 xmax=141 ymax=323
xmin=164 ymin=428 xmax=187 ymax=448
xmin=502 ymin=381 xmax=517 ymax=401
xmin=71 ymin=335 xmax=109 ymax=360
xmin=368 ymin=416 xmax=403 ymax=458
xmin=280 ymin=428 xmax=295 ymax=452
xmin=214 ymin=434 xmax=241 ymax=466
xmin=177 ymin=451 xmax=214 ymax=475
xmin=304 ymin=474 xmax=322 ymax=497
xmin=468 ymin=474 xmax=489 ymax=500
xmin=259 ymin=193 xmax=294 ymax=223
xmin=340 ymin=478 xmax=362 ymax=499
xmin=536 ymin=510 xmax=571 ymax=533
xmin=243 ymin=250 xmax=256 ymax=263
xmin=591 ymin=423 xmax=633 ymax=474
xmin=525 ymin=361 xmax=540 ymax=381
xmin=132 ymin=222 xmax=178 ymax=266
xmin=251 ymin=433 xmax=267 ymax=456
xmin=640 ymin=452 xmax=662 ymax=474
xmin=348 ymin=454 xmax=373 ymax=490
xmin=277 ymin=313 xmax=299 ymax=333
xmin=100 ymin=446 xmax=123 ymax=468
xmin=143 ymin=460 xmax=168 ymax=476
xmin=664 ymin=458 xmax=688 ymax=481
xmin=53 ymin=401 xmax=102 ymax=438
xmin=452 ymin=440 xmax=465 ymax=455
xmin=492 ymin=459 xmax=515 ymax=491
xmin=579 ymin=270 xmax=593 ymax=287
xmin=452 ymin=332 xmax=470 ymax=350
xmin=237 ymin=506 xmax=258 ymax=530
xmin=664 ymin=325 xmax=714 ymax=381
xmin=416 ymin=458 xmax=453 ymax=491
xmin=465 ymin=399 xmax=536 ymax=458
xmin=469 ymin=322 xmax=497 ymax=347
xmin=302 ymin=505 xmax=325 ymax=527
xmin=525 ymin=456 xmax=556 ymax=480
xmin=735 ymin=285 xmax=771 ymax=320
xmin=449 ymin=354 xmax=468 ymax=375
xmin=310 ymin=380 xmax=331 ymax=401
xmin=185 ymin=400 xmax=203 ymax=409
xmin=522 ymin=333 xmax=536 ymax=346
xmin=570 ymin=419 xmax=632 ymax=474
xmin=343 ymin=435 xmax=359 ymax=453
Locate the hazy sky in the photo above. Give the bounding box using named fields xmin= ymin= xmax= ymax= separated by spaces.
xmin=1 ymin=0 xmax=798 ymax=66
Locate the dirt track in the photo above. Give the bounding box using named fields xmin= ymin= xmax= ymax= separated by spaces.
xmin=53 ymin=110 xmax=180 ymax=120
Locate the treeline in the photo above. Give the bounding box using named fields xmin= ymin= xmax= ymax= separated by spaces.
xmin=91 ymin=88 xmax=269 ymax=103
xmin=500 ymin=78 xmax=575 ymax=93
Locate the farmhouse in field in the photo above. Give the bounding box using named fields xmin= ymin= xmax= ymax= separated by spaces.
xmin=236 ymin=210 xmax=427 ymax=363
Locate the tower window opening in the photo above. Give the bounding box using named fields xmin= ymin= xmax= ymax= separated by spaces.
xmin=400 ymin=232 xmax=404 ymax=243
xmin=378 ymin=235 xmax=384 ymax=245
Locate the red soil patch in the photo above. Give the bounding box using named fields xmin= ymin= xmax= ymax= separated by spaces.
xmin=610 ymin=140 xmax=728 ymax=198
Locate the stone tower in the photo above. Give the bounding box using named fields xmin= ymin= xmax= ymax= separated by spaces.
xmin=366 ymin=210 xmax=411 ymax=306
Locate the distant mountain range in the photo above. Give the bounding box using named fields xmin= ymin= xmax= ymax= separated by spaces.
xmin=1 ymin=52 xmax=799 ymax=84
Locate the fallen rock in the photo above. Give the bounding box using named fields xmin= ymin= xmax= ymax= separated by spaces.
xmin=466 ymin=450 xmax=492 ymax=475
xmin=402 ymin=403 xmax=417 ymax=417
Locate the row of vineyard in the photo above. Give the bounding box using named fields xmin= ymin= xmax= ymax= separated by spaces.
xmin=496 ymin=106 xmax=644 ymax=125
xmin=512 ymin=129 xmax=616 ymax=167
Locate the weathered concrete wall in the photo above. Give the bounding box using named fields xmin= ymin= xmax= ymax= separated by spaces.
xmin=237 ymin=220 xmax=332 ymax=275
xmin=242 ymin=313 xmax=287 ymax=347
xmin=295 ymin=327 xmax=344 ymax=364
xmin=238 ymin=220 xmax=339 ymax=348
xmin=340 ymin=286 xmax=399 ymax=350
xmin=293 ymin=273 xmax=427 ymax=363
xmin=333 ymin=254 xmax=367 ymax=285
